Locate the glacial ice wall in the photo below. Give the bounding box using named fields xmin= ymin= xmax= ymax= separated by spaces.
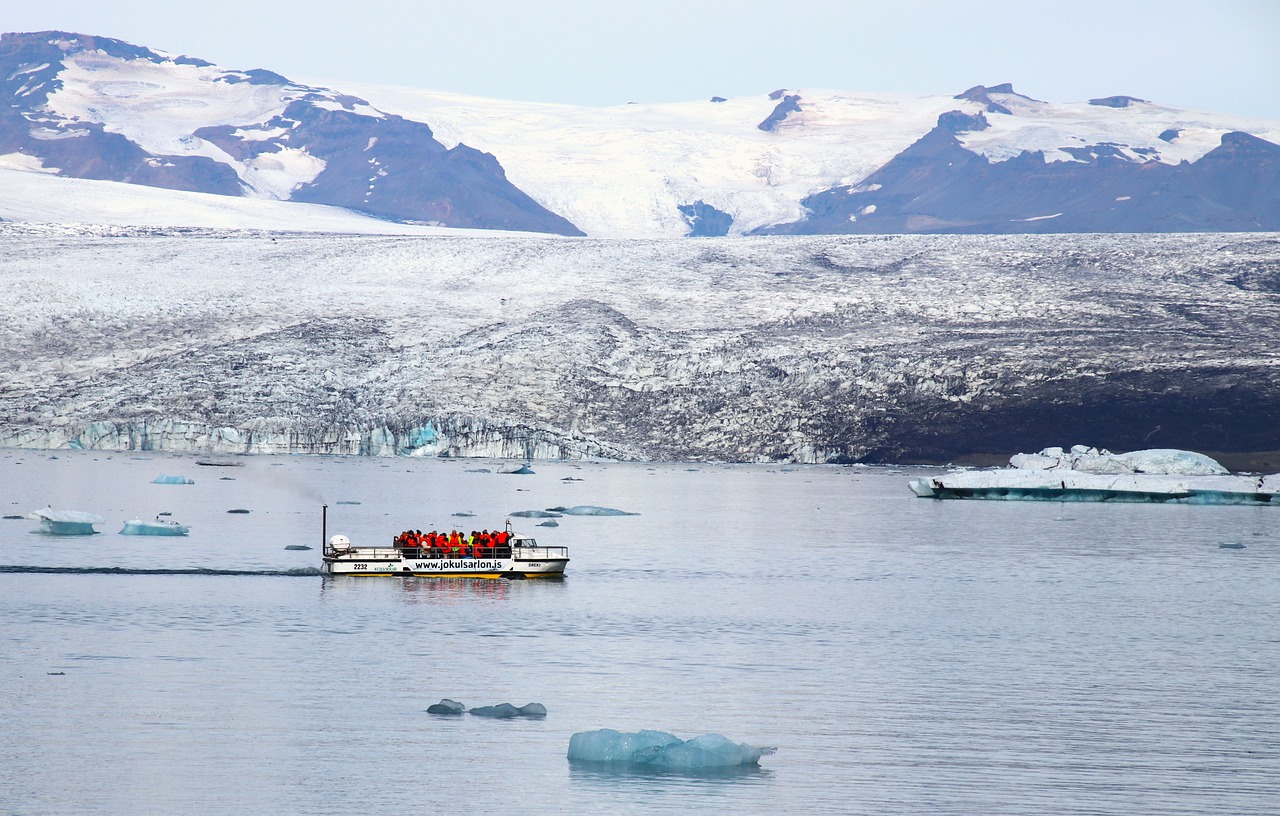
xmin=2 ymin=226 xmax=1278 ymax=463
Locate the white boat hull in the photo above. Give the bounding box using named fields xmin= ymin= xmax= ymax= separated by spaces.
xmin=322 ymin=546 xmax=568 ymax=578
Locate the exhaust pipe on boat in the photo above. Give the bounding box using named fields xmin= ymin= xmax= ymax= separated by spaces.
xmin=322 ymin=504 xmax=328 ymax=552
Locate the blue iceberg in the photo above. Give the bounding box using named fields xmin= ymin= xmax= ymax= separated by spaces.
xmin=151 ymin=474 xmax=194 ymax=485
xmin=426 ymin=699 xmax=465 ymax=715
xmin=27 ymin=507 xmax=104 ymax=536
xmin=910 ymin=445 xmax=1278 ymax=505
xmin=568 ymin=729 xmax=772 ymax=769
xmin=509 ymin=510 xmax=561 ymax=518
xmin=119 ymin=518 xmax=190 ymax=536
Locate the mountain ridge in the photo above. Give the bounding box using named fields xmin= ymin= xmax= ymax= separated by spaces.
xmin=2 ymin=30 xmax=1278 ymax=236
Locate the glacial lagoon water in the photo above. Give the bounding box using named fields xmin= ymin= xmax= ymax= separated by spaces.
xmin=1 ymin=450 xmax=1278 ymax=815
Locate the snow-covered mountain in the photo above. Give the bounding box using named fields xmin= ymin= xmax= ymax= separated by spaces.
xmin=2 ymin=31 xmax=1279 ymax=237
xmin=0 ymin=31 xmax=581 ymax=235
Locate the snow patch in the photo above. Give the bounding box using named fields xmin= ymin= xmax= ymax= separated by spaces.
xmin=1013 ymin=213 xmax=1063 ymax=222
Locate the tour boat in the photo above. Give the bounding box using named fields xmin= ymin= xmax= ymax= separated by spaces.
xmin=319 ymin=506 xmax=568 ymax=578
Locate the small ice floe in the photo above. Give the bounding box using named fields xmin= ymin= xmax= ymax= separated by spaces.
xmin=538 ymin=521 xmax=559 ymax=527
xmin=151 ymin=474 xmax=194 ymax=485
xmin=465 ymin=468 xmax=491 ymax=474
xmin=27 ymin=507 xmax=105 ymax=536
xmin=426 ymin=699 xmax=465 ymax=715
xmin=1219 ymin=542 xmax=1246 ymax=549
xmin=510 ymin=510 xmax=562 ymax=518
xmin=119 ymin=517 xmax=190 ymax=536
xmin=500 ymin=463 xmax=535 ymax=475
xmin=470 ymin=703 xmax=547 ymax=718
xmin=568 ymin=729 xmax=774 ymax=769
xmin=226 ymin=508 xmax=251 ymax=514
xmin=336 ymin=500 xmax=361 ymax=505
xmin=3 ymin=514 xmax=24 ymax=520
xmin=547 ymin=506 xmax=638 ymax=516
xmin=284 ymin=544 xmax=313 ymax=551
xmin=561 ymin=477 xmax=583 ymax=482
xmin=452 ymin=511 xmax=476 ymax=518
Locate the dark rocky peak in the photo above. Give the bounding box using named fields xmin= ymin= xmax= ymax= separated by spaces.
xmin=759 ymin=93 xmax=802 ymax=132
xmin=768 ymin=88 xmax=790 ymax=100
xmin=2 ymin=30 xmax=165 ymax=65
xmin=1089 ymin=95 xmax=1148 ymax=108
xmin=1213 ymin=131 xmax=1280 ymax=156
xmin=678 ymin=200 xmax=733 ymax=236
xmin=954 ymin=83 xmax=1043 ymax=115
xmin=1159 ymin=128 xmax=1182 ymax=143
xmin=217 ymin=68 xmax=292 ymax=86
xmin=937 ymin=110 xmax=990 ymax=134
xmin=710 ymin=96 xmax=727 ymax=103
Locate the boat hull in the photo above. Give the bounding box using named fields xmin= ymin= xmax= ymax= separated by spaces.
xmin=322 ymin=550 xmax=568 ymax=578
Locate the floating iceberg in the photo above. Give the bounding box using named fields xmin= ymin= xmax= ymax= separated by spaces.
xmin=568 ymin=729 xmax=772 ymax=769
xmin=119 ymin=517 xmax=190 ymax=536
xmin=910 ymin=446 xmax=1278 ymax=505
xmin=500 ymin=463 xmax=535 ymax=475
xmin=426 ymin=699 xmax=465 ymax=715
xmin=27 ymin=507 xmax=105 ymax=535
xmin=151 ymin=474 xmax=194 ymax=485
xmin=547 ymin=505 xmax=638 ymax=516
xmin=510 ymin=510 xmax=562 ymax=518
xmin=469 ymin=702 xmax=547 ymax=718
xmin=1008 ymin=446 xmax=1228 ymax=476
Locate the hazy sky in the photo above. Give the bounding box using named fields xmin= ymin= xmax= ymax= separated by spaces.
xmin=5 ymin=0 xmax=1278 ymax=118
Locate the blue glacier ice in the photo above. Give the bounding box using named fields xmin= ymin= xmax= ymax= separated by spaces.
xmin=27 ymin=507 xmax=104 ymax=535
xmin=151 ymin=474 xmax=194 ymax=485
xmin=119 ymin=518 xmax=190 ymax=536
xmin=509 ymin=510 xmax=561 ymax=518
xmin=567 ymin=729 xmax=772 ymax=768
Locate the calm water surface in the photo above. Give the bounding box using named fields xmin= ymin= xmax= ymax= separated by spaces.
xmin=1 ymin=451 xmax=1277 ymax=815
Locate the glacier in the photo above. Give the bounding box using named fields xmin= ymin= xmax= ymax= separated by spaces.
xmin=567 ymin=729 xmax=773 ymax=769
xmin=0 ymin=227 xmax=1278 ymax=465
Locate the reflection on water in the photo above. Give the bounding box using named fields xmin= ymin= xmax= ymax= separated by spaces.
xmin=568 ymin=759 xmax=774 ymax=785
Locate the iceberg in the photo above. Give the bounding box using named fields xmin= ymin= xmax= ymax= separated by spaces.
xmin=509 ymin=510 xmax=562 ymax=518
xmin=500 ymin=463 xmax=535 ymax=475
xmin=547 ymin=505 xmax=638 ymax=516
xmin=426 ymin=699 xmax=465 ymax=715
xmin=469 ymin=702 xmax=547 ymax=718
xmin=567 ymin=729 xmax=772 ymax=769
xmin=910 ymin=446 xmax=1278 ymax=505
xmin=27 ymin=507 xmax=105 ymax=535
xmin=119 ymin=517 xmax=190 ymax=536
xmin=151 ymin=474 xmax=194 ymax=485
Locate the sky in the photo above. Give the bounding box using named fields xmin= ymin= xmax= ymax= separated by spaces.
xmin=3 ymin=0 xmax=1279 ymax=119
